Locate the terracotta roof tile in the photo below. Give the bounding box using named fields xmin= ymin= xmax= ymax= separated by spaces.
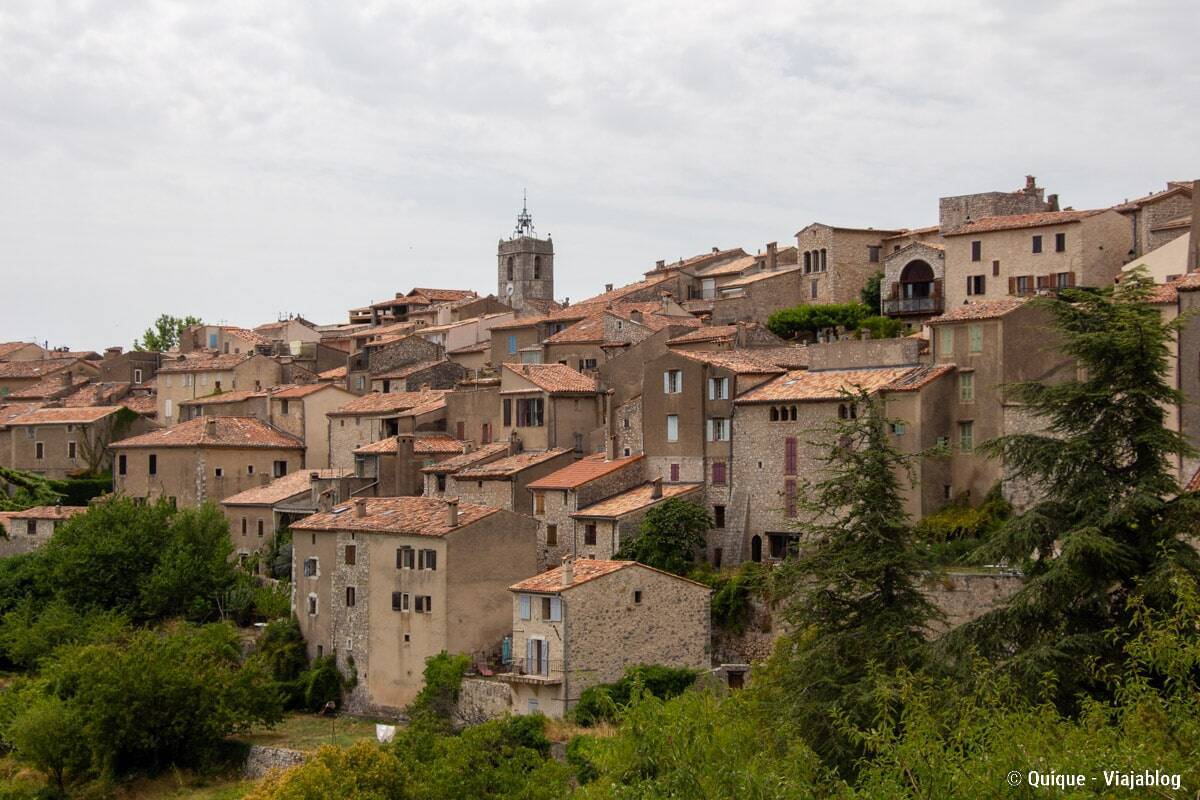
xmin=882 ymin=364 xmax=955 ymax=392
xmin=927 ymin=299 xmax=1026 ymax=324
xmin=509 ymin=559 xmax=635 ymax=592
xmin=421 ymin=442 xmax=512 ymax=473
xmin=691 ymin=254 xmax=757 ymax=278
xmin=157 ymin=352 xmax=251 ymax=373
xmin=449 ymin=342 xmax=490 ymax=354
xmin=61 ymin=382 xmax=130 ymax=407
xmin=8 ymin=505 xmax=88 ymax=520
xmin=0 ymin=402 xmax=45 ymax=428
xmin=291 ymin=496 xmax=499 ymax=536
xmin=328 ymin=389 xmax=447 ymax=417
xmin=179 ymin=389 xmax=263 ymax=407
xmin=409 ymin=288 xmax=478 ymax=303
xmin=372 ymin=359 xmax=451 ymax=380
xmin=527 ymin=453 xmax=644 ymax=490
xmin=9 ymin=375 xmax=92 ymax=399
xmin=943 ymin=210 xmax=1102 ymax=236
xmin=503 ymin=364 xmax=599 ymax=394
xmin=0 ymin=358 xmax=84 ymax=379
xmin=221 ymin=468 xmax=352 ymax=506
xmin=121 ymin=395 xmax=158 ymax=416
xmin=453 ymin=448 xmax=572 ymax=480
xmin=354 ymin=434 xmax=464 ymax=455
xmin=10 ymin=406 xmax=123 ymax=425
xmin=667 ymin=325 xmax=738 ymax=345
xmin=1112 ymin=184 xmax=1193 ymax=212
xmin=0 ymin=342 xmax=39 ymax=360
xmin=318 ymin=366 xmax=347 ymax=380
xmin=675 ymin=350 xmax=789 ymax=374
xmin=735 ymin=366 xmax=937 ymax=404
xmin=111 ymin=416 xmax=303 ymax=449
xmin=223 ymin=327 xmax=270 ymax=346
xmin=271 ymin=383 xmax=336 ymax=399
xmin=572 ymin=482 xmax=702 ymax=519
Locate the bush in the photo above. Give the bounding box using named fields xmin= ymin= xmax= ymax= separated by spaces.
xmin=0 ymin=599 xmax=127 ymax=671
xmin=707 ymin=563 xmax=769 ymax=634
xmin=246 ymin=740 xmax=409 ymax=800
xmin=253 ymin=581 xmax=292 ymax=621
xmin=615 ymin=499 xmax=711 ymax=576
xmin=856 ymin=315 xmax=904 ymax=340
xmin=46 ymin=474 xmax=112 ymax=507
xmin=767 ymin=303 xmax=871 ymax=340
xmin=4 ymin=696 xmax=89 ymax=793
xmin=301 ymin=656 xmax=347 ymax=713
xmin=407 ymin=651 xmax=470 ymax=730
xmin=915 ymin=486 xmax=1011 ymax=566
xmin=571 ymin=664 xmax=700 ymax=727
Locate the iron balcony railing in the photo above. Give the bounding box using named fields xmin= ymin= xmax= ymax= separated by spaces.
xmin=882 ymin=296 xmax=943 ymax=315
xmin=503 ymin=657 xmax=566 ymax=679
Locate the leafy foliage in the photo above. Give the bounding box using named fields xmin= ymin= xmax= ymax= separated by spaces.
xmin=407 ymin=651 xmax=471 ymax=731
xmin=301 ymin=656 xmax=349 ymax=713
xmin=133 ymin=313 xmax=202 ymax=352
xmin=860 ymin=270 xmax=884 ymax=311
xmin=767 ymin=302 xmax=870 ymax=340
xmin=614 ymin=498 xmax=711 ymax=576
xmin=570 ymin=664 xmax=700 ymax=727
xmin=915 ymin=486 xmax=1012 ymax=566
xmin=0 ymin=599 xmax=127 ymax=671
xmin=856 ymin=314 xmax=904 ymax=340
xmin=0 ymin=467 xmax=63 ymax=512
xmin=695 ymin=562 xmax=772 ymax=634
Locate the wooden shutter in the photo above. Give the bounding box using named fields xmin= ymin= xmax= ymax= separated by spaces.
xmin=1008 ymin=276 xmax=1017 ymax=296
xmin=890 ymin=281 xmax=899 ymax=299
xmin=784 ymin=437 xmax=797 ymax=476
xmin=966 ymin=276 xmax=974 ymax=296
xmin=1036 ymin=275 xmax=1049 ymax=290
xmin=549 ymin=596 xmax=561 ymax=622
xmin=784 ymin=479 xmax=797 ymax=518
xmin=519 ymin=594 xmax=531 ymax=620
xmin=1067 ymin=272 xmax=1076 ymax=287
xmin=663 ymin=371 xmax=671 ymax=393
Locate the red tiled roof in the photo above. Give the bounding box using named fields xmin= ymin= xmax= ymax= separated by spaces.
xmin=503 ymin=364 xmax=599 ymax=394
xmin=421 ymin=442 xmax=512 ymax=473
xmin=0 ymin=358 xmax=85 ymax=379
xmin=10 ymin=406 xmax=123 ymax=425
xmin=221 ymin=468 xmax=352 ymax=506
xmin=328 ymin=389 xmax=447 ymax=417
xmin=179 ymin=389 xmax=263 ymax=407
xmin=354 ymin=434 xmax=464 ymax=455
xmin=111 ymin=416 xmax=303 ymax=449
xmin=409 ymin=288 xmax=478 ymax=303
xmin=452 ymin=448 xmax=571 ymax=480
xmin=1112 ymin=184 xmax=1193 ymax=212
xmin=675 ymin=350 xmax=789 ymax=374
xmin=9 ymin=375 xmax=92 ymax=399
xmin=927 ymin=299 xmax=1026 ymax=324
xmin=719 ymin=266 xmax=802 ymax=289
xmin=0 ymin=342 xmax=40 ymax=360
xmin=121 ymin=395 xmax=158 ymax=416
xmin=943 ymin=210 xmax=1102 ymax=236
xmin=157 ymin=352 xmax=251 ymax=373
xmin=223 ymin=327 xmax=270 ymax=346
xmin=882 ymin=364 xmax=955 ymax=392
xmin=318 ymin=366 xmax=347 ymax=380
xmin=61 ymin=382 xmax=130 ymax=407
xmin=735 ymin=366 xmax=940 ymax=404
xmin=527 ymin=453 xmax=644 ymax=490
xmin=290 ymin=496 xmax=499 ymax=536
xmin=509 ymin=558 xmax=710 ymax=593
xmin=8 ymin=505 xmax=88 ymax=520
xmin=572 ymin=482 xmax=702 ymax=519
xmin=667 ymin=325 xmax=738 ymax=345
xmin=372 ymin=359 xmax=450 ymax=380
xmin=0 ymin=402 xmax=45 ymax=428
xmin=272 ymin=383 xmax=337 ymax=399
xmin=691 ymin=254 xmax=757 ymax=278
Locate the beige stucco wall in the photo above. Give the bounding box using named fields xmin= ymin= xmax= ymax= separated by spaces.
xmin=113 ymin=445 xmax=303 ymax=507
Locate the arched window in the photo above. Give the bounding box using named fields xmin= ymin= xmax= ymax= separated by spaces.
xmin=820 ymin=249 xmax=827 ymax=271
xmin=849 ymin=403 xmax=857 ymax=419
xmin=533 ymin=255 xmax=542 ymax=279
xmin=838 ymin=403 xmax=848 ymax=419
xmin=790 ymin=405 xmax=797 ymax=421
xmin=751 ymin=535 xmax=762 ymax=563
xmin=770 ymin=407 xmax=779 ymax=421
xmin=803 ymin=252 xmax=811 ymax=273
xmin=506 ymin=256 xmax=514 ymax=281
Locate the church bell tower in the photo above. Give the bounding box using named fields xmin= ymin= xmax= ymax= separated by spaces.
xmin=498 ymin=193 xmax=554 ymax=312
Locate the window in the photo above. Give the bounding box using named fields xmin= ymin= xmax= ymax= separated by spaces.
xmin=515 ymin=398 xmax=544 ymax=427
xmin=1031 ymin=234 xmax=1043 ymax=254
xmin=663 ymin=369 xmax=683 ymax=394
xmin=533 ymin=255 xmax=542 ymax=279
xmin=670 ymin=463 xmax=680 ymax=481
xmin=397 ymin=546 xmax=414 ymax=569
xmin=992 ymin=259 xmax=1000 ymax=277
xmin=273 ymin=460 xmax=288 ymax=478
xmin=1055 ymin=272 xmax=1073 ymax=289
xmin=345 ymin=587 xmax=356 ymax=607
xmin=819 ymin=249 xmax=827 ymax=271
xmin=148 ymin=454 xmax=157 ymax=475
xmin=868 ymin=245 xmax=881 ymax=263
xmin=436 ymin=474 xmax=446 ymax=493
xmin=257 ymin=519 xmax=264 ymax=538
xmin=968 ymin=324 xmax=983 ymax=353
xmin=784 ymin=436 xmax=797 ymax=476
xmin=707 ymin=418 xmax=729 ymax=441
xmin=708 ymin=377 xmax=729 ymax=400
xmin=714 ymin=505 xmax=726 ymax=528
xmin=810 ymin=279 xmax=818 ymax=299
xmin=356 ymin=376 xmax=365 ymax=391
xmin=118 ymin=455 xmax=127 ymax=475
xmin=502 ymin=398 xmax=512 ymax=427
xmin=938 ymin=327 xmax=953 ymax=357
xmin=133 ymin=368 xmax=143 ymax=384
xmin=769 ymin=533 xmax=801 ymax=559
xmin=34 ymin=441 xmax=44 ymax=460
xmin=214 ymin=466 xmax=223 ymax=478
xmin=959 ymin=372 xmax=975 ymax=402
xmin=803 ymin=251 xmax=811 ymax=273
xmin=307 ymin=594 xmax=318 ymax=615
xmin=345 ymin=544 xmax=356 ymax=565
xmin=966 ymin=275 xmax=985 ymax=295
xmin=419 ymin=549 xmax=437 ymax=570
xmin=280 ymin=399 xmax=290 ymax=415
xmin=1055 ymin=232 xmax=1066 ymax=252
xmin=241 ymin=517 xmax=247 ymax=536
xmin=578 ymin=358 xmax=597 ymax=371
xmin=784 ymin=479 xmax=797 ymax=518
xmin=534 ymin=492 xmax=545 ymax=515
xmin=1014 ymin=275 xmax=1033 ymax=295
xmin=666 ymin=415 xmax=679 ymax=442
xmin=507 ymin=334 xmax=518 ymax=354
xmin=546 ymin=524 xmax=558 ymax=546
xmin=890 ymin=421 xmax=907 ymax=435
xmin=971 ymin=241 xmax=982 ymax=261
xmin=415 ymin=595 xmax=432 ymax=614
xmin=540 ymin=596 xmax=562 ymax=621
xmin=506 ymin=256 xmax=514 ymax=281
xmin=247 ymin=464 xmax=255 ymax=475
xmin=712 ymin=460 xmax=727 ymax=486
xmin=392 ymin=592 xmax=409 ymax=612
xmin=303 ymin=557 xmax=318 ymax=577
xmin=519 ymin=594 xmax=531 ymax=620
xmin=584 ymin=524 xmax=597 ymax=546
xmin=633 ymin=590 xmax=643 ymax=604
xmin=959 ymin=421 xmax=974 ymax=451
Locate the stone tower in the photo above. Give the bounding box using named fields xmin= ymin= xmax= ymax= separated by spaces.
xmin=498 ymin=195 xmax=554 ymax=312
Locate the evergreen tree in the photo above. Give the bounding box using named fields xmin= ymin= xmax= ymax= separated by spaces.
xmin=758 ymin=388 xmax=938 ymax=772
xmin=955 ymin=267 xmax=1200 ymax=704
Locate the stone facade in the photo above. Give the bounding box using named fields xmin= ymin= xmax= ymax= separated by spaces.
xmin=881 ymin=241 xmax=947 ymax=327
xmin=613 ymin=395 xmax=642 ymax=457
xmin=158 ymin=354 xmax=284 ymax=426
xmin=444 ymin=381 xmax=502 ymax=447
xmin=347 ymin=335 xmax=443 ymax=394
xmin=938 ymin=176 xmax=1053 ymax=234
xmin=113 ymin=442 xmax=304 ymax=507
xmin=498 ymin=234 xmax=554 ymax=312
xmin=794 ymin=224 xmax=903 ymax=307
xmin=369 ymin=361 xmax=465 ymax=393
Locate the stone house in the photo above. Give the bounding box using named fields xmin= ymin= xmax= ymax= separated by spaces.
xmin=497 ymin=364 xmax=605 ymax=454
xmin=525 ymin=452 xmax=646 ymax=569
xmin=352 ymin=433 xmax=465 ymax=497
xmin=368 ymin=359 xmax=466 ymax=393
xmin=0 ymin=406 xmax=154 ymax=478
xmin=501 ymin=558 xmax=710 ymax=717
xmin=421 ymin=441 xmax=512 ymax=497
xmin=938 ymin=175 xmax=1056 ymax=234
xmin=347 ymin=333 xmax=444 ymax=394
xmin=793 ymin=224 xmax=905 ymax=307
xmin=0 ymin=358 xmax=100 ymax=399
xmin=488 ymin=308 xmax=593 ymax=369
xmin=0 ymin=505 xmax=88 ymax=557
xmin=0 ymin=342 xmax=48 ymax=363
xmin=449 ymin=448 xmax=575 ymax=515
xmin=220 ymin=468 xmax=366 ymax=560
xmin=665 ymin=322 xmax=785 ymax=352
xmin=710 ymin=263 xmax=804 ymax=325
xmin=326 ymin=390 xmax=448 ymax=471
xmin=570 ymin=478 xmax=704 ymax=561
xmin=156 ymin=352 xmax=285 ymax=427
xmin=252 ymin=317 xmax=323 ymax=348
xmin=731 ymin=360 xmax=955 ymax=563
xmin=1112 ymin=181 xmax=1193 ymax=258
xmin=678 ymin=246 xmax=794 ymax=305
xmin=941 ymin=209 xmax=1130 ymax=309
xmin=8 ymin=372 xmax=96 ymax=403
xmin=179 ymin=325 xmax=270 ymax=355
xmin=881 ymin=241 xmax=947 ymax=328
xmin=290 ymin=496 xmax=538 ymax=714
xmin=111 ymin=416 xmax=305 ymax=507
xmin=443 ymin=377 xmax=503 ymax=446
xmin=414 ymin=312 xmax=515 ymax=354
xmin=445 ymin=342 xmax=491 ymax=373
xmin=540 ymin=300 xmax=700 ymax=373
xmin=97 ymin=348 xmax=161 ymax=386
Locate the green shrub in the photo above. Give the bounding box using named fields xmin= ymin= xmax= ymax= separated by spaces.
xmin=407 ymin=651 xmax=470 ymax=729
xmin=46 ymin=474 xmax=112 ymax=507
xmin=253 ymin=581 xmax=291 ymax=621
xmin=571 ymin=664 xmax=700 ymax=726
xmin=767 ymin=303 xmax=871 ymax=340
xmin=0 ymin=599 xmax=127 ymax=671
xmin=856 ymin=315 xmax=904 ymax=340
xmin=708 ymin=563 xmax=768 ymax=634
xmin=301 ymin=656 xmax=347 ymax=712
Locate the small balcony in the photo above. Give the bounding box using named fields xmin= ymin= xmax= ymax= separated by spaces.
xmin=882 ymin=296 xmax=943 ymax=316
xmin=498 ymin=657 xmax=565 ymax=685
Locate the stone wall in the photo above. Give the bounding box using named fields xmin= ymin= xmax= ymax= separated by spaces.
xmin=806 ymin=337 xmax=921 ymax=370
xmin=924 ymin=571 xmax=1024 ymax=632
xmin=243 ymin=745 xmax=308 ymax=779
xmin=455 ymin=677 xmax=513 ymax=725
xmin=613 ymin=396 xmax=642 ymax=457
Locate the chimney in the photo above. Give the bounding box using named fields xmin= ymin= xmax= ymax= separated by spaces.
xmin=711 ymin=246 xmax=719 ymax=253
xmin=605 ymin=283 xmax=614 ymax=293
xmin=630 ymin=309 xmax=643 ymax=324
xmin=104 ymin=346 xmax=123 ymax=359
xmin=1047 ymin=193 xmax=1059 ymax=212
xmin=353 ymin=497 xmax=367 ymax=518
xmin=446 ymin=497 xmax=459 ymax=527
xmin=766 ymin=241 xmax=778 ymax=272
xmin=60 ymin=370 xmax=73 ymax=388
xmin=1189 ymin=179 xmax=1200 ymax=272
xmin=655 ymin=259 xmax=665 ymax=270
xmin=651 ymin=477 xmax=663 ymax=498
xmin=509 ymin=432 xmax=522 ymax=455
xmin=561 ymin=555 xmax=573 ymax=586
xmin=205 ymin=416 xmax=217 ymax=433
xmin=309 ymin=471 xmax=321 ymax=506
xmin=608 ymin=434 xmax=618 ymax=461
xmin=1025 ymin=175 xmax=1036 ymax=192
xmin=661 ymin=292 xmax=672 ymax=311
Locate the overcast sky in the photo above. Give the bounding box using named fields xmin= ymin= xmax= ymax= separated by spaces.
xmin=1 ymin=1 xmax=1195 ymax=351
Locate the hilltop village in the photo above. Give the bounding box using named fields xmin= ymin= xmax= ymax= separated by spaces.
xmin=2 ymin=175 xmax=1199 ymax=719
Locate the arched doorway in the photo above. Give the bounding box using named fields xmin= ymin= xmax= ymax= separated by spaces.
xmin=899 ymin=260 xmax=934 ymax=299
xmin=751 ymin=535 xmax=762 ymax=563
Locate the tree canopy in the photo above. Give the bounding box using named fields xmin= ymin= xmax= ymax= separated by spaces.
xmin=133 ymin=313 xmax=202 ymax=352
xmin=615 ymin=498 xmax=711 ymax=575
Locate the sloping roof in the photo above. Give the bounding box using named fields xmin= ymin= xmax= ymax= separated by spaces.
xmin=719 ymin=266 xmax=802 ymax=289
xmin=318 ymin=366 xmax=347 ymax=380
xmin=0 ymin=342 xmax=40 ymax=360
xmin=9 ymin=375 xmax=92 ymax=399
xmin=222 ymin=468 xmax=352 ymax=507
xmin=272 ymin=383 xmax=338 ymax=399
xmin=749 ymin=346 xmax=810 ymax=370
xmin=527 ymin=453 xmax=644 ymax=490
xmin=572 ymin=482 xmax=703 ymax=519
xmin=692 ymin=254 xmax=757 ymax=278
xmin=328 ymin=390 xmax=447 ymax=417
xmin=354 ymin=434 xmax=464 ymax=455
xmin=7 ymin=505 xmax=88 ymax=520
xmin=882 ymin=225 xmax=941 ymax=240
xmin=926 ymin=298 xmax=1026 ymax=325
xmin=675 ymin=349 xmax=789 ymax=375
xmin=735 ymin=366 xmax=935 ymax=404
xmin=111 ymin=416 xmax=304 ymax=449
xmin=503 ymin=364 xmax=599 ymax=394
xmin=880 ymin=364 xmax=955 ymax=392
xmin=421 ymin=442 xmax=512 ymax=473
xmin=1112 ymin=184 xmax=1193 ymax=212
xmin=157 ymin=352 xmax=251 ymax=373
xmin=179 ymin=389 xmax=263 ymax=407
xmin=290 ymin=497 xmax=499 ymax=536
xmin=448 ymin=341 xmax=490 ymax=355
xmin=61 ymin=382 xmax=130 ymax=407
xmin=409 ymin=288 xmax=478 ymax=303
xmin=0 ymin=402 xmax=45 ymax=428
xmin=0 ymin=358 xmax=83 ymax=379
xmin=542 ymin=305 xmax=696 ymax=346
xmin=667 ymin=325 xmax=738 ymax=345
xmin=121 ymin=394 xmax=158 ymax=416
xmin=452 ymin=448 xmax=572 ymax=480
xmin=222 ymin=327 xmax=270 ymax=346
xmin=10 ymin=406 xmax=123 ymax=425
xmin=372 ymin=359 xmax=451 ymax=380
xmin=509 ymin=558 xmax=710 ymax=593
xmin=943 ymin=210 xmax=1102 ymax=236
